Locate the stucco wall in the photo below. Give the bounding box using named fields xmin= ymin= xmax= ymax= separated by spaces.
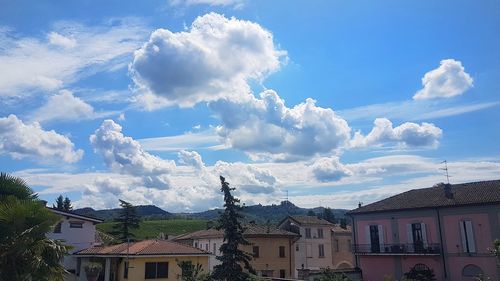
xmin=243 ymin=236 xmax=295 ymax=278
xmin=331 ymin=232 xmax=355 ymax=269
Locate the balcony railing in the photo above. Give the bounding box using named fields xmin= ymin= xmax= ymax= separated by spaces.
xmin=353 ymin=243 xmax=441 ymax=255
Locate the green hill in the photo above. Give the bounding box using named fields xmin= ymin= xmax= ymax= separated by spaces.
xmin=96 ymin=219 xmax=207 ymax=240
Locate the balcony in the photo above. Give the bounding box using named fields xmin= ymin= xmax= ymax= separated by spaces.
xmin=353 ymin=243 xmax=441 ymax=256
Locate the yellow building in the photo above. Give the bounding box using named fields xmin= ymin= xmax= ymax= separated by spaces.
xmin=75 ymin=239 xmax=211 ymax=281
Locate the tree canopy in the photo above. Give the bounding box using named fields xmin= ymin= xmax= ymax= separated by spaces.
xmin=212 ymin=176 xmax=254 ymax=281
xmin=111 ymin=199 xmax=140 ymax=242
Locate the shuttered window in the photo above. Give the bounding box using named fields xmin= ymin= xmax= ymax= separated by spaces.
xmin=460 ymin=220 xmax=476 ymax=253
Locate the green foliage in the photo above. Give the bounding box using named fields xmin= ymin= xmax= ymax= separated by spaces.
xmin=323 ymin=207 xmax=336 ymax=223
xmin=0 ymin=172 xmax=69 ymax=281
xmin=212 ymin=176 xmax=254 ymax=281
xmin=340 ymin=218 xmax=348 ymax=229
xmin=111 ymin=199 xmax=140 ymax=242
xmin=54 ymin=195 xmax=64 ymax=210
xmin=491 ymin=239 xmax=500 ymax=262
xmin=404 ymin=266 xmax=436 ymax=281
xmin=63 ymin=197 xmax=72 ymax=211
xmin=177 ymin=260 xmax=209 ymax=281
xmin=315 ymin=268 xmax=352 ymax=281
xmin=97 ymin=219 xmax=206 ymax=239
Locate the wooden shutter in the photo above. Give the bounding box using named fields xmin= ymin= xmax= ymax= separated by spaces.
xmin=465 ymin=221 xmax=476 ymax=253
xmin=421 ymin=223 xmax=428 ymax=248
xmin=378 ymin=225 xmax=385 ymax=252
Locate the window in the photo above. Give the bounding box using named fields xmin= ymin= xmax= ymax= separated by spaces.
xmin=53 ymin=221 xmax=62 ymax=233
xmin=460 ymin=220 xmax=476 ymax=253
xmin=279 ymin=246 xmax=286 ymax=258
xmin=69 ymin=221 xmax=83 ymax=228
xmin=318 ymin=244 xmax=325 ymax=257
xmin=305 ymin=228 xmax=311 ymax=238
xmin=317 ymin=228 xmax=323 ymax=238
xmin=295 ymin=244 xmax=299 ymax=251
xmin=205 ymin=244 xmax=208 ymax=251
xmin=213 ymin=243 xmax=217 ymax=254
xmin=123 ymin=261 xmax=129 ymax=279
xmin=366 ymin=225 xmax=384 ymax=253
xmin=347 ymin=239 xmax=352 ymax=252
xmin=145 ymin=262 xmax=168 ymax=279
xmin=335 ymin=239 xmax=339 ymax=252
xmin=462 ymin=264 xmax=483 ymax=277
xmin=280 ymin=270 xmax=286 ymax=278
xmin=253 ymin=246 xmax=260 ymax=258
xmin=194 ymin=242 xmax=198 ymax=248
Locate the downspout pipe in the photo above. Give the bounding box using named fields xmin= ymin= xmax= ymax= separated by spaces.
xmin=436 ymin=208 xmax=447 ymax=279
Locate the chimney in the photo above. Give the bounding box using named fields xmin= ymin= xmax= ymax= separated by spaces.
xmin=443 ymin=183 xmax=453 ymax=199
xmin=358 ymin=202 xmax=362 ymax=208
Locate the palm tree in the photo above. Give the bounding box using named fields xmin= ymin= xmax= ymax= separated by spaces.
xmin=0 ymin=172 xmax=69 ymax=281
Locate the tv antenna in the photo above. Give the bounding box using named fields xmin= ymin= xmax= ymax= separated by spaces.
xmin=440 ymin=160 xmax=450 ymax=184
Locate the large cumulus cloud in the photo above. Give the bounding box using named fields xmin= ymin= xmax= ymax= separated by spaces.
xmin=130 ymin=13 xmax=286 ymax=108
xmin=413 ymin=59 xmax=473 ymax=100
xmin=211 ymin=90 xmax=352 ymax=161
xmin=0 ymin=114 xmax=83 ymax=162
xmin=90 ymin=119 xmax=175 ymax=189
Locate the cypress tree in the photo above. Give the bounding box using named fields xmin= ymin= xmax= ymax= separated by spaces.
xmin=63 ymin=197 xmax=72 ymax=212
xmin=212 ymin=176 xmax=254 ymax=281
xmin=53 ymin=195 xmax=64 ymax=210
xmin=111 ymin=200 xmax=140 ymax=242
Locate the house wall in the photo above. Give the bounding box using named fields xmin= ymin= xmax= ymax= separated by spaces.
xmin=47 ymin=216 xmax=99 ymax=280
xmin=243 ymin=236 xmax=295 ymax=278
xmin=117 ymin=256 xmax=209 ymax=281
xmin=331 ymin=231 xmax=355 ymax=269
xmin=293 ymin=225 xmax=333 ymax=275
xmin=352 ymin=204 xmax=500 ymax=281
xmin=191 ymin=237 xmax=223 ymax=272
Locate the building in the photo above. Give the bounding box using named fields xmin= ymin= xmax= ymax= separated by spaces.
xmin=75 ymin=239 xmax=211 ymax=281
xmin=47 ymin=208 xmax=103 ymax=280
xmin=279 ymin=216 xmax=353 ymax=277
xmin=347 ymin=180 xmax=500 ymax=281
xmin=172 ymin=223 xmax=300 ymax=278
xmin=331 ymin=225 xmax=355 ymax=270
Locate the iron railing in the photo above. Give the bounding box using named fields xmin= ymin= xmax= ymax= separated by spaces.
xmin=353 ymin=243 xmax=441 ymax=255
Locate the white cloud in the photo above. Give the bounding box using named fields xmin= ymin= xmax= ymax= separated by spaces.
xmin=311 ymin=156 xmax=352 ymax=182
xmin=339 ymin=100 xmax=500 ymax=122
xmin=211 ymin=90 xmax=351 ymax=160
xmin=352 ymin=118 xmax=442 ymax=148
xmin=48 ymin=32 xmax=77 ymax=48
xmin=178 ymin=150 xmax=204 ymax=170
xmin=138 ymin=129 xmax=223 ymax=152
xmin=130 ymin=13 xmax=286 ymax=108
xmin=30 ymin=90 xmax=94 ymax=123
xmin=90 ymin=119 xmax=175 ymax=189
xmin=0 ymin=114 xmax=83 ymax=162
xmin=169 ymin=0 xmax=245 ymax=8
xmin=413 ymin=59 xmax=473 ymax=100
xmin=0 ymin=18 xmax=147 ymax=97
xmin=213 ymin=161 xmax=279 ymax=194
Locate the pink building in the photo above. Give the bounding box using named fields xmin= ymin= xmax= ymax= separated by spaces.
xmin=348 ymin=180 xmax=500 ymax=281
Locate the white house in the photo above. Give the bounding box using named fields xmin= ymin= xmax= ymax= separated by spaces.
xmin=278 ymin=215 xmax=334 ymax=277
xmin=47 ymin=208 xmax=103 ymax=280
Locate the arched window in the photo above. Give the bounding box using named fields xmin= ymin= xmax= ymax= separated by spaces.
xmin=462 ymin=264 xmax=483 ymax=277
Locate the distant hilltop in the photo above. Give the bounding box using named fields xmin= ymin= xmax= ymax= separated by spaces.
xmin=74 ymin=201 xmax=348 ymax=223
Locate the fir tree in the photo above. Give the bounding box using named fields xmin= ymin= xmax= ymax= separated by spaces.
xmin=111 ymin=200 xmax=140 ymax=242
xmin=53 ymin=195 xmax=64 ymax=210
xmin=212 ymin=176 xmax=254 ymax=281
xmin=322 ymin=207 xmax=336 ymax=224
xmin=63 ymin=197 xmax=72 ymax=212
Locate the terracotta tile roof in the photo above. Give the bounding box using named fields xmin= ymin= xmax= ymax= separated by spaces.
xmin=287 ymin=215 xmax=334 ymax=226
xmin=331 ymin=225 xmax=351 ymax=234
xmin=244 ymin=224 xmax=299 ymax=237
xmin=348 ymin=180 xmax=500 ymax=215
xmin=75 ymin=239 xmax=209 ymax=256
xmin=172 ymin=224 xmax=298 ymax=241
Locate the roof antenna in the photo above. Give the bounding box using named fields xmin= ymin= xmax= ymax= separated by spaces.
xmin=440 ymin=160 xmax=450 ymax=184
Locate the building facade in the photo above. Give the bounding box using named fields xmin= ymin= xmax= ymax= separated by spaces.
xmin=279 ymin=215 xmax=354 ymax=277
xmin=47 ymin=208 xmax=103 ymax=280
xmin=331 ymin=225 xmax=355 ymax=270
xmin=75 ymin=239 xmax=210 ymax=281
xmin=173 ymin=224 xmax=299 ymax=278
xmin=348 ymin=180 xmax=500 ymax=281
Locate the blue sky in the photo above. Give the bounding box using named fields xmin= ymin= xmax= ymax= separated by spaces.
xmin=1 ymin=0 xmax=499 ymax=212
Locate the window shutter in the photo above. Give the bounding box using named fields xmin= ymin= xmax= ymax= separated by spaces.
xmin=364 ymin=225 xmax=370 ymax=245
xmin=420 ymin=223 xmax=428 ymax=248
xmin=406 ymin=224 xmax=413 ymax=245
xmin=460 ymin=221 xmax=467 ymax=252
xmin=378 ymin=225 xmax=385 ymax=252
xmin=465 ymin=221 xmax=476 ymax=253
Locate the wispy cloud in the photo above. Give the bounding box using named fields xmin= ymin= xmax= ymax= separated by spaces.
xmin=138 ymin=129 xmax=223 ymax=152
xmin=338 ymin=100 xmax=500 ymax=122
